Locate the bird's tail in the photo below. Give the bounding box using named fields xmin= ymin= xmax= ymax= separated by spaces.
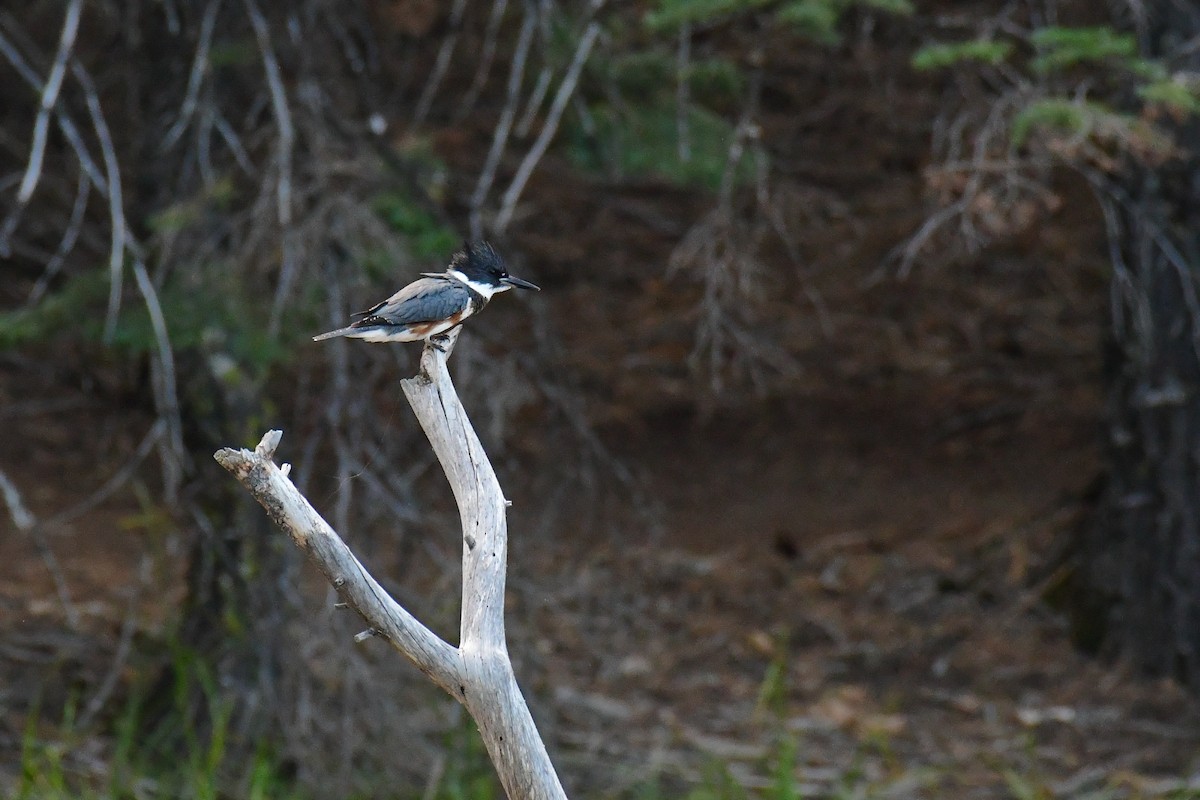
xmin=312 ymin=326 xmax=357 ymax=342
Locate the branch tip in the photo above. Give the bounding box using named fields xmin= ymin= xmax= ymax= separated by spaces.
xmin=255 ymin=429 xmax=283 ymax=459
xmin=212 ymin=447 xmax=243 ymax=470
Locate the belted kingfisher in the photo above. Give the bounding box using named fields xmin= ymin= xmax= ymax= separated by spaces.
xmin=313 ymin=241 xmax=539 ymax=346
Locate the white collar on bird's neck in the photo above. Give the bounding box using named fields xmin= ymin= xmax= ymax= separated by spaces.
xmin=447 ymin=268 xmax=510 ymax=299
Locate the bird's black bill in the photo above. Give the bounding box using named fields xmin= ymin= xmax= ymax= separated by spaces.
xmin=501 ymin=275 xmax=540 ymax=291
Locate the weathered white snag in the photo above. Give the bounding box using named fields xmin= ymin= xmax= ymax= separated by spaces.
xmin=214 ymin=327 xmax=567 ymax=799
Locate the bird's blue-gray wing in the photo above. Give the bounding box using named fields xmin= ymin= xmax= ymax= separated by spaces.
xmin=356 ymin=277 xmax=471 ymax=327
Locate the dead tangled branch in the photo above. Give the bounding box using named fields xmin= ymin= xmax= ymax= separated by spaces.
xmin=884 ymin=86 xmax=1060 ymax=280
xmin=0 ymin=4 xmax=190 ymax=499
xmin=880 ymin=8 xmax=1182 ymax=281
xmin=665 ymin=52 xmax=806 ymax=398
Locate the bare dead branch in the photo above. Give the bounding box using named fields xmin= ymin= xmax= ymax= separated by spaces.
xmin=717 ymin=57 xmax=763 ymax=211
xmin=0 ymin=468 xmax=35 ymax=532
xmin=162 ymin=0 xmax=223 ymax=151
xmin=69 ymin=60 xmax=128 ymax=341
xmin=43 ymin=420 xmax=166 ymax=529
xmin=401 ymin=332 xmax=569 ymax=798
xmin=11 ymin=0 xmax=81 ymax=206
xmin=0 ymin=14 xmax=178 ymax=426
xmin=495 ymin=18 xmax=602 ymax=233
xmin=78 ymin=554 xmax=151 ymax=728
xmin=132 ymin=260 xmax=187 ymax=501
xmin=0 ymin=468 xmax=80 ymax=629
xmin=26 ymin=169 xmax=89 ymax=306
xmin=243 ymin=0 xmax=298 ymax=338
xmin=0 ymin=15 xmax=109 ymax=259
xmin=217 ymin=331 xmax=569 ymax=799
xmin=883 ymin=198 xmax=969 ymax=282
xmin=883 ymin=83 xmax=1057 ymax=281
xmin=244 ymin=0 xmax=293 ymax=229
xmin=411 ymin=0 xmax=470 ymax=128
xmin=213 ymin=110 xmax=256 ymax=175
xmin=469 ymin=3 xmax=538 ymax=239
xmin=215 ymin=429 xmax=465 ymax=695
xmin=515 ymin=66 xmax=553 ymax=137
xmin=456 ymin=0 xmax=509 ymax=119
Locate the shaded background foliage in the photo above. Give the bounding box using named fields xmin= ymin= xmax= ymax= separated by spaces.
xmin=2 ymin=0 xmax=1200 ymax=797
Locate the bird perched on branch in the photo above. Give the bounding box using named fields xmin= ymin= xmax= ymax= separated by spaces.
xmin=313 ymin=241 xmax=539 ymax=348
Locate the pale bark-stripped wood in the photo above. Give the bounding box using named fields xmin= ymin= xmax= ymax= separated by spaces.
xmin=214 ymin=327 xmax=567 ymax=800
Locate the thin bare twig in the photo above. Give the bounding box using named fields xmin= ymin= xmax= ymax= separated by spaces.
xmin=244 ymin=0 xmax=293 ymax=229
xmin=0 ymin=0 xmax=82 ymax=250
xmin=27 ymin=168 xmax=89 ymax=306
xmin=213 ymin=110 xmax=256 ymax=175
xmin=42 ymin=420 xmax=166 ymax=529
xmin=70 ymin=60 xmax=127 ymax=341
xmin=162 ymin=0 xmax=223 ymax=151
xmin=132 ymin=260 xmax=187 ymax=500
xmin=0 ymin=468 xmax=80 ymax=629
xmin=515 ymin=67 xmax=552 ymax=137
xmin=717 ymin=57 xmax=763 ymax=210
xmin=411 ymin=0 xmax=469 ymax=128
xmin=883 ymin=198 xmax=969 ymax=282
xmin=0 ymin=21 xmax=107 ymax=199
xmin=243 ymin=0 xmax=297 ymax=338
xmin=0 ymin=468 xmax=35 ymax=532
xmin=456 ymin=0 xmax=509 ymax=119
xmin=78 ymin=554 xmax=151 ymax=728
xmin=495 ymin=18 xmax=602 ymax=232
xmin=469 ymin=4 xmax=538 ymax=239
